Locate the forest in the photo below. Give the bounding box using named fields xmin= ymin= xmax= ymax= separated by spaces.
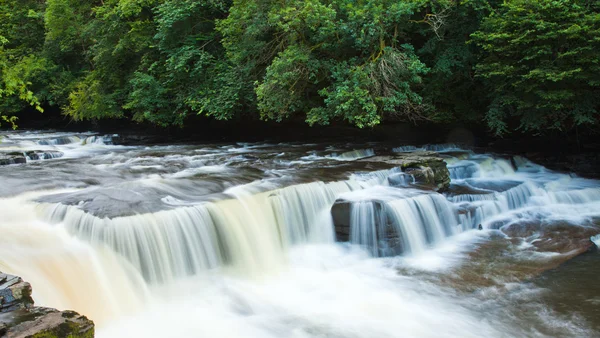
xmin=0 ymin=0 xmax=598 ymax=135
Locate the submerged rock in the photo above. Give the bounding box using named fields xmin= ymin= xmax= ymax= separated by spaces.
xmin=0 ymin=272 xmax=94 ymax=338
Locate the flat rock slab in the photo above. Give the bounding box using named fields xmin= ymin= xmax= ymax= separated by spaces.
xmin=3 ymin=308 xmax=94 ymax=338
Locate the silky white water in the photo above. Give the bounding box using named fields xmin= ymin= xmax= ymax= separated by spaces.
xmin=1 ymin=131 xmax=599 ymax=337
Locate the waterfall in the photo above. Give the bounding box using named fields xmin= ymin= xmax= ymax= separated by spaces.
xmin=340 ymin=187 xmax=460 ymax=256
xmin=39 ymin=177 xmax=385 ymax=283
xmin=3 ymin=133 xmax=600 ymax=338
xmin=0 ymin=192 xmax=149 ymax=325
xmin=349 ymin=201 xmax=382 ymax=257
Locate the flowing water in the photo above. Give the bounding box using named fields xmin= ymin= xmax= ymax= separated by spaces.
xmin=0 ymin=131 xmax=599 ymax=337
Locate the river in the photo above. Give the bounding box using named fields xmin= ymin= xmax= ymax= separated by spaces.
xmin=0 ymin=130 xmax=598 ymax=337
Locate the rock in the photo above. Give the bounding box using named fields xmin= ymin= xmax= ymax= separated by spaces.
xmin=0 ymin=272 xmax=94 ymax=338
xmin=361 ymin=152 xmax=451 ymax=191
xmin=0 ymin=153 xmax=26 ymax=166
xmin=501 ymin=220 xmax=598 ymax=254
xmin=0 ymin=274 xmax=33 ymax=313
xmin=331 ymin=201 xmax=351 ymax=242
xmin=4 ymin=307 xmax=94 ymax=338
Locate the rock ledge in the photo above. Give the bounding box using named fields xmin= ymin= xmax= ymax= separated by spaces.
xmin=0 ymin=272 xmax=94 ymax=338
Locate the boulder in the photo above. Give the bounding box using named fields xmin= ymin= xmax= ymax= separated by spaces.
xmin=361 ymin=152 xmax=451 ymax=191
xmin=0 ymin=153 xmax=26 ymax=166
xmin=0 ymin=273 xmax=33 ymax=313
xmin=0 ymin=272 xmax=94 ymax=338
xmin=331 ymin=200 xmax=351 ymax=242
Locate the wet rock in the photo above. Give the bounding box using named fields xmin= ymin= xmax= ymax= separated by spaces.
xmin=501 ymin=220 xmax=598 ymax=255
xmin=0 ymin=272 xmax=94 ymax=338
xmin=0 ymin=274 xmax=33 ymax=313
xmin=0 ymin=153 xmax=26 ymax=166
xmin=446 ymin=183 xmax=492 ymax=197
xmin=331 ymin=200 xmax=352 ymax=242
xmin=362 ymin=152 xmax=451 ymax=191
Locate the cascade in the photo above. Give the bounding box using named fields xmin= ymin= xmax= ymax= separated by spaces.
xmin=0 ymin=193 xmax=149 ymax=325
xmin=40 ymin=175 xmax=389 ymax=283
xmin=339 ymin=187 xmax=461 ymax=256
xmin=331 ymin=148 xmax=375 ymax=160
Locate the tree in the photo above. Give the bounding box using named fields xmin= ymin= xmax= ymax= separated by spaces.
xmin=472 ymin=0 xmax=600 ymax=135
xmin=0 ymin=0 xmax=49 ymax=128
xmin=219 ymin=0 xmax=440 ymax=128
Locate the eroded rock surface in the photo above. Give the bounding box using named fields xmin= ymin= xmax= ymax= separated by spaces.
xmin=0 ymin=273 xmax=94 ymax=338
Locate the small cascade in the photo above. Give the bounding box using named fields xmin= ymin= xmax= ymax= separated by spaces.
xmin=337 ymin=187 xmax=460 ymax=256
xmin=449 ymin=182 xmax=542 ymax=229
xmin=37 ymin=135 xmax=82 ymax=145
xmin=392 ymin=144 xmax=462 ymax=153
xmin=392 ymin=145 xmax=419 ymax=153
xmin=24 ymin=150 xmax=64 ymax=161
xmin=25 ymin=133 xmax=114 ymax=147
xmin=447 ymin=157 xmax=515 ymax=180
xmin=591 ymin=234 xmax=600 ymax=248
xmin=82 ymin=135 xmax=114 ymax=145
xmin=349 ymin=201 xmax=384 ymax=256
xmin=331 ymin=148 xmax=375 ymax=161
xmin=448 ymin=182 xmax=538 ymax=208
xmin=540 ymin=187 xmax=600 ymax=205
xmin=424 ymin=143 xmax=462 ymax=152
xmin=448 ymin=162 xmax=480 ymax=179
xmin=385 ymin=193 xmax=459 ymax=255
xmin=350 ymin=167 xmax=403 ymax=186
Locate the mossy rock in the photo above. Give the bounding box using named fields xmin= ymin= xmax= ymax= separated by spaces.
xmin=0 ymin=272 xmax=95 ymax=338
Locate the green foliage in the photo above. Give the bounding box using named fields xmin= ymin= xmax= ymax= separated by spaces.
xmin=0 ymin=0 xmax=49 ymax=127
xmin=220 ymin=0 xmax=434 ymax=127
xmin=0 ymin=0 xmax=597 ymax=135
xmin=472 ymin=0 xmax=600 ymax=135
